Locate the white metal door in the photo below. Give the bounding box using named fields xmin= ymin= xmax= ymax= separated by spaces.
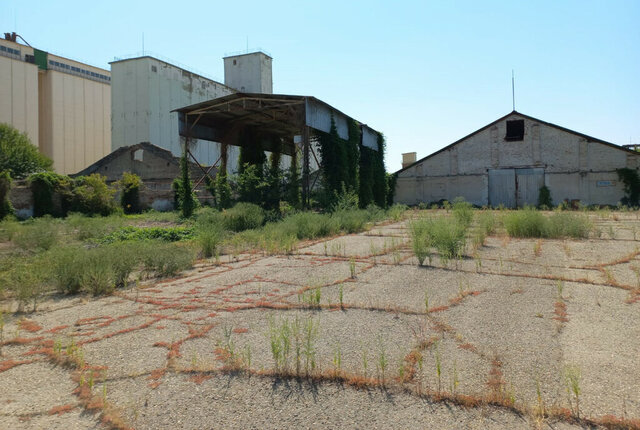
xmin=488 ymin=169 xmax=516 ymax=208
xmin=516 ymin=168 xmax=545 ymax=207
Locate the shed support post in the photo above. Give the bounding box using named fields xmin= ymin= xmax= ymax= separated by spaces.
xmin=302 ymin=126 xmax=310 ymax=209
xmin=220 ymin=142 xmax=228 ymax=174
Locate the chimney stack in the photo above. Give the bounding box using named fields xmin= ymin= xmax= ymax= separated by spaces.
xmin=402 ymin=152 xmax=417 ymax=169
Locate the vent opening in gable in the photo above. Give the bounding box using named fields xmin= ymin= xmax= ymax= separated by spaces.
xmin=505 ymin=120 xmax=524 ymax=141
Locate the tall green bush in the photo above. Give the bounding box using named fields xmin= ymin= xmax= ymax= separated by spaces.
xmin=173 ymin=149 xmax=198 ymax=218
xmin=66 ymin=174 xmax=117 ymax=216
xmin=29 ymin=172 xmax=69 ymax=217
xmin=237 ymin=164 xmax=266 ymax=205
xmin=0 ymin=123 xmax=53 ymax=179
xmin=538 ymin=185 xmax=553 ymax=209
xmin=617 ymin=168 xmax=640 ymax=207
xmin=215 ymin=170 xmax=233 ymax=209
xmin=223 ymin=202 xmax=265 ymax=232
xmin=0 ymin=171 xmax=14 ymax=220
xmin=119 ymin=172 xmax=142 ymax=214
xmin=286 ymin=152 xmax=301 ymax=208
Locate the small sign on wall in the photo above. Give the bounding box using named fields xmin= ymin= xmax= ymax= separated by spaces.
xmin=596 ymin=180 xmax=616 ymax=187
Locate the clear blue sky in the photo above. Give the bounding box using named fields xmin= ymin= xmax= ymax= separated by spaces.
xmin=2 ymin=0 xmax=639 ymax=171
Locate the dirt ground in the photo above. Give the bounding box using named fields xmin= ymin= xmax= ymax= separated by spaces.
xmin=1 ymin=211 xmax=639 ymax=429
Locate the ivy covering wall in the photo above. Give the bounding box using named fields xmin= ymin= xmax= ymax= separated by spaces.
xmin=317 ymin=116 xmax=387 ymax=208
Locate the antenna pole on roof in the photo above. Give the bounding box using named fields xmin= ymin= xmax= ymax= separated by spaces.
xmin=142 ymin=32 xmax=145 ymax=55
xmin=512 ymin=70 xmax=516 ymax=111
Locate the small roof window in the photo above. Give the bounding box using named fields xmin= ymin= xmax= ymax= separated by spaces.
xmin=505 ymin=120 xmax=524 ymax=141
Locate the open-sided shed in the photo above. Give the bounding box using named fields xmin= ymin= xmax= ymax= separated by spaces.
xmin=173 ymin=92 xmax=380 ymax=206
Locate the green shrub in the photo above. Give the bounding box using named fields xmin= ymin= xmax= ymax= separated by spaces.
xmin=478 ymin=211 xmax=497 ymax=235
xmin=0 ymin=123 xmax=53 ymax=179
xmin=67 ymin=174 xmax=118 ymax=216
xmin=98 ymin=226 xmax=195 ymax=244
xmin=108 ymin=242 xmax=143 ymax=288
xmin=538 ymin=185 xmax=553 ymax=209
xmin=410 ymin=218 xmax=432 ymax=266
xmin=13 ymin=216 xmax=60 ymax=251
xmin=427 ymin=217 xmax=467 ymax=264
xmin=29 ymin=172 xmax=70 ymax=217
xmin=81 ymin=250 xmax=116 ymax=296
xmin=237 ymin=163 xmax=266 ymax=205
xmin=0 ymin=171 xmax=14 ymax=220
xmin=283 ymin=212 xmax=337 ymax=239
xmin=332 ymin=209 xmax=370 ymax=233
xmin=142 ymin=242 xmax=195 ymax=277
xmin=504 ymin=207 xmax=592 ymax=239
xmin=119 ymin=172 xmax=142 ymax=214
xmin=388 ymin=204 xmax=408 ymax=221
xmin=546 ymin=212 xmax=592 ymax=239
xmin=0 ymin=218 xmax=19 ymax=242
xmin=331 ymin=186 xmax=359 ymax=212
xmin=617 ymin=168 xmax=640 ymax=207
xmin=173 ymin=151 xmax=198 ymax=218
xmin=196 ymin=213 xmax=225 ymax=258
xmin=215 ymin=170 xmax=233 ymax=209
xmin=66 ymin=213 xmax=124 ymax=241
xmin=452 ymin=197 xmax=474 ymax=228
xmin=0 ymin=255 xmax=48 ymax=311
xmin=410 ymin=216 xmax=467 ymax=265
xmin=503 ymin=208 xmax=547 ymax=238
xmin=49 ymin=246 xmax=85 ymax=294
xmin=223 ymin=202 xmax=265 ymax=232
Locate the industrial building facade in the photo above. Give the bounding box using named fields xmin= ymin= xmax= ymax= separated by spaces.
xmin=110 ymin=52 xmax=273 ymax=174
xmin=395 ymin=111 xmax=640 ymax=207
xmin=0 ymin=35 xmax=111 ymax=175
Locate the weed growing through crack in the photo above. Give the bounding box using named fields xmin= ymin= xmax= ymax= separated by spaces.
xmin=603 ymin=268 xmax=615 ymax=284
xmin=369 ymin=241 xmax=379 ymax=265
xmin=376 ymin=335 xmax=388 ymax=382
xmin=434 ymin=340 xmax=442 ymax=393
xmin=338 ymin=284 xmax=344 ymax=309
xmin=243 ymin=345 xmax=252 ymax=369
xmin=534 ymin=240 xmax=542 ymax=257
xmin=424 ymin=289 xmax=430 ymax=314
xmin=451 ymin=360 xmax=459 ymax=395
xmin=299 ymin=288 xmax=321 ymax=309
xmin=302 ymin=317 xmax=318 ymax=375
xmin=474 ymin=252 xmax=482 ymax=272
xmin=269 ymin=315 xmax=318 ymax=375
xmin=349 ymin=258 xmax=356 ymax=279
xmin=564 ymin=364 xmax=582 ymax=418
xmin=332 ymin=344 xmax=342 ymax=374
xmin=556 ymin=280 xmax=564 ymax=299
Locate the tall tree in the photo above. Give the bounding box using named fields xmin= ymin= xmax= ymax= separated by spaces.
xmin=0 ymin=123 xmax=52 ymax=179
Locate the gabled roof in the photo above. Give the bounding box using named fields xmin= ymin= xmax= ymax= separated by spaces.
xmin=396 ymin=110 xmax=638 ymax=174
xmin=73 ymin=142 xmax=198 ymax=178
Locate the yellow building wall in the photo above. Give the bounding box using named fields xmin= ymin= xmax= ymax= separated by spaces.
xmin=0 ymin=54 xmax=39 ymax=147
xmin=39 ymin=70 xmax=111 ymax=174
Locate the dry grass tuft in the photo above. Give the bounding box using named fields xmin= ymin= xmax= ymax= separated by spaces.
xmin=19 ymin=319 xmax=42 ymax=333
xmin=48 ymin=404 xmax=76 ymax=415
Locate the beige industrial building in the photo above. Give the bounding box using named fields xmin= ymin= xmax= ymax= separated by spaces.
xmin=0 ymin=35 xmax=111 ymax=175
xmin=395 ymin=111 xmax=640 ymax=207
